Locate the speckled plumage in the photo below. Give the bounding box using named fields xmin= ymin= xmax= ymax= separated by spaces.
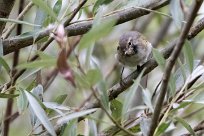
xmin=115 ymin=31 xmax=152 ymax=67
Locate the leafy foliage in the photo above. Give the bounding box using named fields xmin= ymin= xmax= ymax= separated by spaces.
xmin=1 ymin=0 xmax=204 ymax=136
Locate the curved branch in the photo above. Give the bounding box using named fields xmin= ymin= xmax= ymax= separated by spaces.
xmin=3 ymin=0 xmax=169 ymax=55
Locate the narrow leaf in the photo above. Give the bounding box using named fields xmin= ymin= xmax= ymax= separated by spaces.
xmin=0 ymin=18 xmax=41 ymax=26
xmin=122 ymin=68 xmax=145 ymax=121
xmin=183 ymin=40 xmax=194 ymax=72
xmin=110 ymin=100 xmax=122 ymax=121
xmin=61 ymin=119 xmax=77 ymax=136
xmin=88 ymin=119 xmax=97 ymax=136
xmin=86 ymin=69 xmax=101 ymax=86
xmin=152 ymin=48 xmax=165 ymax=71
xmin=155 ymin=122 xmax=170 ymax=136
xmin=17 ymin=59 xmax=56 ymax=69
xmin=53 ymin=0 xmax=62 ymax=15
xmin=175 ymin=117 xmax=195 ymax=136
xmin=17 ymin=89 xmax=28 ymax=113
xmin=78 ymin=18 xmax=116 ymax=51
xmin=32 ymin=0 xmax=57 ymax=20
xmin=25 ymin=91 xmax=56 ymax=136
xmin=0 ymin=39 xmax=3 ymax=71
xmin=0 ymin=56 xmax=10 ymax=74
xmin=0 ymin=93 xmax=18 ymax=98
xmin=170 ymin=0 xmax=184 ymax=29
xmin=57 ymin=108 xmax=98 ymax=125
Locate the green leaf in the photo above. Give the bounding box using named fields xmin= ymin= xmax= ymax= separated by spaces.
xmin=170 ymin=0 xmax=184 ymax=29
xmin=110 ymin=100 xmax=122 ymax=121
xmin=155 ymin=122 xmax=170 ymax=136
xmin=37 ymin=51 xmax=55 ymax=60
xmin=140 ymin=116 xmax=151 ymax=136
xmin=88 ymin=120 xmax=97 ymax=136
xmin=142 ymin=88 xmax=154 ymax=112
xmin=34 ymin=5 xmax=46 ymax=30
xmin=0 ymin=93 xmax=18 ymax=98
xmin=0 ymin=18 xmax=41 ymax=27
xmin=99 ymin=80 xmax=109 ymax=110
xmin=26 ymin=80 xmax=37 ymax=91
xmin=183 ymin=40 xmax=194 ymax=72
xmin=53 ymin=0 xmax=62 ymax=15
xmin=75 ymin=72 xmax=89 ymax=88
xmin=0 ymin=56 xmax=10 ymax=74
xmin=25 ymin=91 xmax=56 ymax=136
xmin=54 ymin=94 xmax=67 ymax=104
xmin=57 ymin=108 xmax=98 ymax=125
xmin=122 ymin=68 xmax=145 ymax=121
xmin=152 ymin=48 xmax=166 ymax=71
xmin=32 ymin=0 xmax=57 ymax=20
xmin=0 ymin=39 xmax=3 ymax=71
xmin=17 ymin=89 xmax=28 ymax=113
xmin=86 ymin=69 xmax=101 ymax=86
xmin=93 ymin=0 xmax=113 ymax=14
xmin=0 ymin=38 xmax=3 ymax=56
xmin=78 ymin=18 xmax=116 ymax=51
xmin=61 ymin=119 xmax=77 ymax=136
xmin=17 ymin=59 xmax=56 ymax=69
xmin=175 ymin=117 xmax=195 ymax=136
xmin=167 ymin=75 xmax=176 ymax=99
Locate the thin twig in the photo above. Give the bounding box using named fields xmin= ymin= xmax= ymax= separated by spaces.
xmin=2 ymin=2 xmax=34 ymax=39
xmin=148 ymin=1 xmax=203 ymax=136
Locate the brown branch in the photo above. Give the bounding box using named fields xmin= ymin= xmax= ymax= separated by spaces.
xmin=2 ymin=0 xmax=170 ymax=55
xmin=148 ymin=1 xmax=203 ymax=136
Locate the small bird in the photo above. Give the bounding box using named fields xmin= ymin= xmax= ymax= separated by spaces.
xmin=115 ymin=31 xmax=152 ymax=80
xmin=116 ymin=31 xmax=152 ymax=67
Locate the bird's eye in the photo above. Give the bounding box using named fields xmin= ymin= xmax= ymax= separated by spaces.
xmin=117 ymin=46 xmax=119 ymax=50
xmin=128 ymin=42 xmax=132 ymax=46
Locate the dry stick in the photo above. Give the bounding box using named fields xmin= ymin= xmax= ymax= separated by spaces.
xmin=148 ymin=1 xmax=203 ymax=136
xmin=2 ymin=2 xmax=34 ymax=39
xmin=3 ymin=1 xmax=25 ymax=136
xmin=2 ymin=0 xmax=169 ymax=55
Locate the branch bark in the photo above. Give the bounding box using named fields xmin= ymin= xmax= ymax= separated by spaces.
xmin=2 ymin=0 xmax=169 ymax=55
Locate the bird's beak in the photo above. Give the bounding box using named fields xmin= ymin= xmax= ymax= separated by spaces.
xmin=125 ymin=47 xmax=135 ymax=56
